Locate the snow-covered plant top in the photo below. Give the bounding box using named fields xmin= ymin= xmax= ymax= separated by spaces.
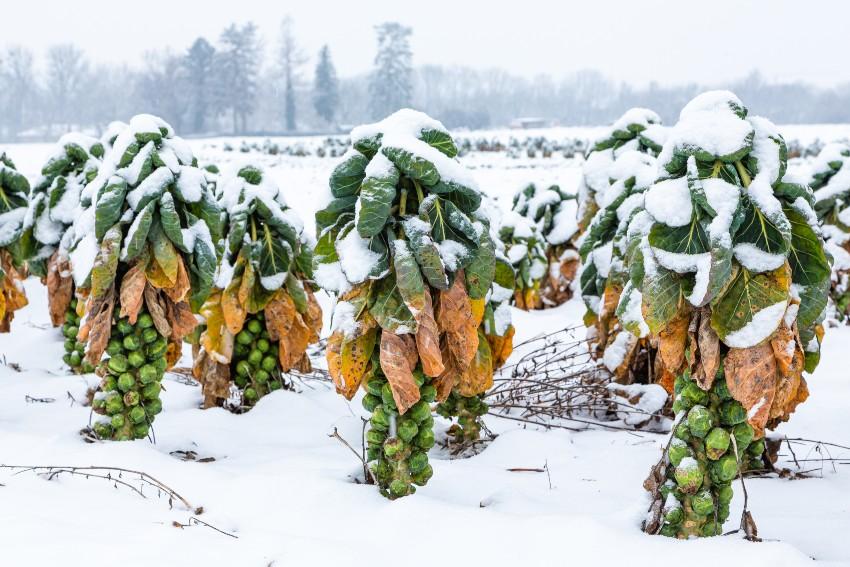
xmin=625 ymin=91 xmax=828 ymax=426
xmin=69 ymin=114 xmax=221 ymax=308
xmin=216 ymin=165 xmax=311 ymax=296
xmin=498 ymin=210 xmax=548 ymax=309
xmin=0 ymin=152 xmax=31 ymax=262
xmin=101 ymin=121 xmax=128 ymax=150
xmin=580 ymin=149 xmax=658 ymax=319
xmin=22 ymin=133 xmax=104 ymax=276
xmin=578 ymin=108 xmax=668 ymax=232
xmin=511 ymin=183 xmax=579 ymax=246
xmin=809 ymin=143 xmax=850 ymax=241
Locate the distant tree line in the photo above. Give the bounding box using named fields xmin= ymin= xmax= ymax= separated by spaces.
xmin=0 ymin=18 xmax=849 ymax=141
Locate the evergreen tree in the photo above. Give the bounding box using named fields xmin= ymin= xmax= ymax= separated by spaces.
xmin=183 ymin=38 xmax=216 ymax=133
xmin=312 ymin=45 xmax=339 ymax=126
xmin=214 ymin=22 xmax=260 ymax=134
xmin=278 ymin=16 xmax=306 ymax=132
xmin=368 ymin=22 xmax=413 ymax=119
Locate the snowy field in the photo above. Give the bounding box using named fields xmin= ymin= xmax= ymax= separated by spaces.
xmin=1 ymin=126 xmax=849 ymax=566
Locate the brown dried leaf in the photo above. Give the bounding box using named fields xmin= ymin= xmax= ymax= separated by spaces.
xmin=46 ymin=252 xmax=73 ymax=327
xmin=165 ymin=339 xmax=182 ymax=369
xmin=414 ymin=289 xmax=444 ymax=377
xmin=264 ymin=289 xmax=294 ymax=342
xmin=657 ymin=308 xmax=689 ymax=376
xmin=80 ymin=285 xmax=116 ymax=366
xmin=221 ymin=284 xmax=247 ymax=336
xmin=439 ymin=271 xmax=478 ymax=372
xmin=697 ymin=309 xmax=720 ymax=390
xmin=767 ymin=324 xmax=808 ymax=430
xmin=487 ymin=324 xmax=515 ymax=370
xmin=144 ymin=284 xmax=172 ymax=338
xmin=724 ymin=342 xmax=778 ymax=437
xmin=166 ymin=299 xmax=197 ymax=342
xmin=339 ymin=316 xmax=378 ymax=398
xmin=265 ymin=290 xmax=315 ymax=371
xmin=304 ymin=288 xmax=324 ymax=341
xmin=457 ymin=329 xmax=494 ymax=397
xmin=379 ymin=331 xmax=420 ymax=414
xmin=609 ymin=329 xmax=640 ymax=384
xmin=119 ymin=256 xmax=148 ymax=324
xmin=163 ymin=255 xmax=191 ymax=303
xmin=0 ymin=252 xmax=28 ymax=332
xmin=192 ymin=350 xmax=231 ymax=407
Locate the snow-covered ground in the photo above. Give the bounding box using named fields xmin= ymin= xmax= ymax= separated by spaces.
xmin=1 ymin=128 xmax=849 ymax=566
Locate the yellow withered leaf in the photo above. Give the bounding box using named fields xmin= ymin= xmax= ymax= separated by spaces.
xmin=340 ymin=317 xmax=378 ymax=399
xmin=199 ymin=290 xmax=234 ymax=364
xmin=458 ymin=329 xmax=494 ymax=397
xmin=487 ymin=324 xmax=515 ymax=370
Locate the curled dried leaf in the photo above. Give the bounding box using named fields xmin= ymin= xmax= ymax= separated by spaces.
xmin=439 ymin=271 xmax=478 ymax=372
xmin=657 ymin=308 xmax=690 ymax=377
xmin=457 ymin=329 xmax=494 ymax=397
xmin=199 ymin=291 xmax=234 ymax=364
xmin=193 ymin=350 xmax=231 ymax=408
xmin=163 ymin=254 xmax=191 ymax=303
xmin=119 ymin=255 xmax=148 ymax=324
xmin=327 ymin=330 xmax=346 ymax=395
xmin=379 ymin=331 xmax=420 ymax=414
xmin=46 ymin=252 xmax=73 ymax=327
xmin=487 ymin=324 xmax=515 ymax=370
xmin=144 ymin=284 xmax=172 ymax=338
xmin=340 ymin=315 xmax=378 ymax=398
xmin=166 ymin=298 xmax=197 ymax=342
xmin=696 ymin=308 xmax=720 ymax=390
xmin=304 ymin=288 xmax=324 ymax=342
xmin=166 ymin=339 xmax=182 ymax=369
xmin=415 ymin=288 xmax=444 ymax=377
xmin=724 ymin=342 xmax=778 ymax=437
xmin=80 ymin=285 xmax=116 ymax=366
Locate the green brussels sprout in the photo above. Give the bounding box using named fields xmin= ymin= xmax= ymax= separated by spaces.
xmin=236 ymin=330 xmax=254 ymax=345
xmin=419 ymin=414 xmax=434 ymax=430
xmin=671 ymin=399 xmax=686 ymax=415
xmin=145 ymin=398 xmax=163 ymax=415
xmin=244 ymin=387 xmax=259 ymax=402
xmin=710 ymin=454 xmax=739 ymax=484
xmin=128 ymin=351 xmax=145 ymax=368
xmin=108 ymin=355 xmax=128 ymax=374
xmin=680 ymin=382 xmax=709 ymax=407
xmin=700 ymin=521 xmax=721 ymax=537
xmin=139 ymin=364 xmax=159 ymax=384
xmin=411 ymin=463 xmax=433 ymax=486
xmin=673 ymin=458 xmax=703 ymax=494
xmin=747 ymin=457 xmax=763 ymax=471
xmin=373 ymin=459 xmax=392 ymax=482
xmin=141 ymin=328 xmax=159 ymax=344
xmin=420 ymin=384 xmax=437 ymax=403
xmin=380 ymin=383 xmax=397 ymax=410
xmin=664 ymin=505 xmax=684 ymax=525
xmin=371 ymin=406 xmax=390 ymax=431
xmin=105 ymin=393 xmax=124 ymax=415
xmin=110 ymin=414 xmax=126 ymax=429
xmin=236 ymin=360 xmax=251 ymax=377
xmin=365 ymin=378 xmax=386 ymax=397
xmin=383 ymin=437 xmax=406 ymax=461
xmin=64 ymin=325 xmax=79 ymax=339
xmin=123 ymin=391 xmax=141 ymax=407
xmin=65 ymin=311 xmax=77 ymax=324
xmin=102 ymin=376 xmax=118 ymax=392
xmin=117 ymin=372 xmax=135 ymax=392
xmin=261 ymin=355 xmax=277 ymax=372
xmin=246 ymin=319 xmax=262 ymax=335
xmin=366 ymin=429 xmax=386 ymax=446
xmin=153 ymin=357 xmax=167 ymax=373
xmin=659 ymin=523 xmax=679 ymax=537
xmin=408 ymin=451 xmax=429 ymax=474
xmin=687 ymin=405 xmax=713 ymax=438
xmin=93 ymin=422 xmax=113 ymax=438
xmin=268 ymin=380 xmax=282 ymax=391
xmin=389 ymin=479 xmax=410 ymax=498
xmin=147 ymin=338 xmax=168 ymax=357
xmin=247 ymin=350 xmax=263 ymax=367
xmin=413 ymin=427 xmax=435 ymax=450
xmin=133 ymin=422 xmax=150 ymax=439
xmin=69 ymin=351 xmax=82 ymax=367
xmin=673 ymin=421 xmax=691 ymax=441
xmin=712 ymin=377 xmax=732 ymax=400
xmin=705 ymin=427 xmax=730 ymax=460
xmin=64 ymin=338 xmax=75 ymax=352
xmin=234 ymin=343 xmax=249 ymax=358
xmin=732 ymin=422 xmax=754 ymax=452
xmin=412 ymin=369 xmax=425 ymax=387
xmin=117 ymin=319 xmax=134 ymax=336
xmin=408 ymin=400 xmax=431 ymax=423
xmin=253 ymin=369 xmax=269 ymax=384
xmin=142 ymin=382 xmax=161 ymax=400
xmin=717 ymin=483 xmax=733 ymax=506
xmin=748 ymin=438 xmax=765 ymax=457
xmin=81 ymin=362 xmax=96 ymax=373
xmin=234 ymin=375 xmax=248 ymax=388
xmin=122 ymin=335 xmax=141 ymax=351
xmin=137 ymin=313 xmax=154 ymax=329
xmin=366 ymin=447 xmax=381 ymax=462
xmin=129 ymin=405 xmax=147 ymax=424
xmin=719 ymin=400 xmax=747 ymax=426
xmin=92 ymin=397 xmax=106 ymax=412
xmin=397 ymin=418 xmax=418 ymax=443
xmin=256 ymin=338 xmax=270 ymax=353
xmin=70 ymin=298 xmax=78 ymax=310
xmin=362 ymin=393 xmax=381 ymax=412
xmin=691 ymin=490 xmax=714 ymax=516
xmin=63 ymin=354 xmax=72 ymax=365
xmin=668 ymin=438 xmax=691 ymax=466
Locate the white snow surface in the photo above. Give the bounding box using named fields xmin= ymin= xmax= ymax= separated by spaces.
xmin=0 ymin=130 xmax=848 ymax=566
xmin=644 ymin=176 xmax=692 ymax=227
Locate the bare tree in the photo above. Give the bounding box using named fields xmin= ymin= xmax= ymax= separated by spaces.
xmin=45 ymin=44 xmax=89 ymax=134
xmin=135 ymin=50 xmax=188 ymax=131
xmin=0 ymin=46 xmax=39 ymax=140
xmin=278 ymin=16 xmax=307 ymax=131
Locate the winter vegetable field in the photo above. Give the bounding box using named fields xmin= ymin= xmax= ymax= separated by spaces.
xmin=1 ymin=127 xmax=849 ymax=566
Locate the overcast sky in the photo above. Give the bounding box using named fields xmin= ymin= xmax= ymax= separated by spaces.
xmin=10 ymin=0 xmax=848 ymax=87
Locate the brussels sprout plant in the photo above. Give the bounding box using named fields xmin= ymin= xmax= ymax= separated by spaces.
xmin=499 ymin=210 xmax=548 ymax=310
xmin=81 ymin=114 xmax=221 ymax=441
xmin=0 ymin=153 xmax=30 ymax=332
xmin=510 ymin=183 xmax=580 ymax=307
xmin=808 ymin=143 xmax=850 ymax=320
xmin=315 ymin=109 xmax=497 ymax=498
xmin=193 ymin=165 xmax=322 ymax=410
xmin=21 ymin=134 xmax=104 ymax=372
xmin=633 ymin=92 xmax=829 ymax=538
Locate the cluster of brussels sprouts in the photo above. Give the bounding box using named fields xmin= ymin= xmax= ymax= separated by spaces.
xmin=364 ymin=366 xmax=436 ymax=499
xmin=91 ymin=310 xmax=167 ymax=440
xmin=231 ymin=312 xmax=288 ymax=407
xmin=436 ymin=391 xmax=488 ymax=444
xmin=659 ymin=370 xmax=764 ymax=538
xmin=61 ymin=298 xmax=95 ymax=373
